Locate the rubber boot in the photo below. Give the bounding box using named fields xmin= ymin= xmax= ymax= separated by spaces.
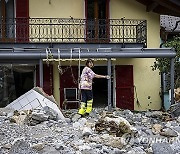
xmin=86 ymin=99 xmax=93 ymax=114
xmin=78 ymin=102 xmax=86 ymax=115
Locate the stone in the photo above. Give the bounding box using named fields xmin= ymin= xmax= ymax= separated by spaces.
xmin=31 ymin=111 xmax=48 ymax=122
xmin=55 ymin=143 xmax=64 ymax=150
xmin=177 ymin=116 xmax=180 ymax=123
xmin=152 ymin=124 xmax=162 ymax=135
xmin=9 ymin=139 xmax=38 ymax=154
xmin=126 ymin=147 xmax=146 ymax=154
xmin=43 ymin=106 xmax=58 ymax=120
xmin=73 ymin=121 xmax=82 ymax=128
xmin=170 ymin=141 xmax=180 ymax=153
xmin=3 ymin=143 xmax=11 ymax=149
xmin=31 ymin=143 xmax=44 ymax=151
xmin=160 ymin=128 xmax=178 ymax=137
xmin=72 ymin=114 xmax=81 ymax=122
xmin=152 ymin=143 xmax=174 ymax=154
xmin=78 ymin=145 xmax=91 ymax=151
xmin=78 ymin=118 xmax=87 ymax=126
xmin=82 ymin=127 xmax=93 ymax=136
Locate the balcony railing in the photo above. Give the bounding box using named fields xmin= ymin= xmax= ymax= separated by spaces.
xmin=0 ymin=18 xmax=147 ymax=46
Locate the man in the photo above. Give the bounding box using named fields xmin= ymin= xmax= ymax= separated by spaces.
xmin=78 ymin=59 xmax=110 ymax=115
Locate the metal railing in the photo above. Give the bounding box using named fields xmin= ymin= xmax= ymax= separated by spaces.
xmin=0 ymin=18 xmax=147 ymax=46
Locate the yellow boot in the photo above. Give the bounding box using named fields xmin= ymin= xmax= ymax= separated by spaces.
xmin=78 ymin=102 xmax=86 ymax=115
xmin=86 ymin=99 xmax=93 ymax=114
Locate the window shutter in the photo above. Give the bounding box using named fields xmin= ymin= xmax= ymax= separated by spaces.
xmin=16 ymin=0 xmax=29 ymax=18
xmin=16 ymin=0 xmax=29 ymax=42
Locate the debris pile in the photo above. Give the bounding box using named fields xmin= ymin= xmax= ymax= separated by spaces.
xmin=0 ymin=88 xmax=180 ymax=153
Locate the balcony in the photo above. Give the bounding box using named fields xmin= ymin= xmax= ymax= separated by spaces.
xmin=0 ymin=18 xmax=147 ymax=46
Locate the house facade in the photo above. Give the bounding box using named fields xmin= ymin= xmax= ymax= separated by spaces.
xmin=0 ymin=0 xmax=178 ymax=110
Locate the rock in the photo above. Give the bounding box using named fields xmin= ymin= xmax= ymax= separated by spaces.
xmin=172 ymin=126 xmax=180 ymax=133
xmin=165 ymin=122 xmax=171 ymax=128
xmin=65 ymin=118 xmax=71 ymax=123
xmin=72 ymin=114 xmax=81 ymax=122
xmin=78 ymin=118 xmax=87 ymax=126
xmin=126 ymin=147 xmax=146 ymax=154
xmin=171 ymin=141 xmax=180 ymax=153
xmin=160 ymin=128 xmax=178 ymax=137
xmin=31 ymin=143 xmax=44 ymax=151
xmin=146 ymin=111 xmax=163 ymax=118
xmin=113 ymin=148 xmax=126 ymax=154
xmin=55 ymin=143 xmax=64 ymax=150
xmin=43 ymin=106 xmax=58 ymax=120
xmin=0 ymin=107 xmax=14 ymax=116
xmin=152 ymin=124 xmax=162 ymax=135
xmin=95 ymin=116 xmax=136 ymax=137
xmin=108 ymin=137 xmax=124 ymax=148
xmin=73 ymin=121 xmax=82 ymax=128
xmin=122 ymin=109 xmax=133 ymax=116
xmin=9 ymin=139 xmax=38 ymax=154
xmin=3 ymin=143 xmax=11 ymax=149
xmin=78 ymin=144 xmax=91 ymax=151
xmin=152 ymin=143 xmax=174 ymax=154
xmin=177 ymin=116 xmax=180 ymax=123
xmin=82 ymin=127 xmax=93 ymax=136
xmin=31 ymin=111 xmax=48 ymax=122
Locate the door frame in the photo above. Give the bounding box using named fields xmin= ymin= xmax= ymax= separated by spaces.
xmin=85 ymin=0 xmax=110 ymax=42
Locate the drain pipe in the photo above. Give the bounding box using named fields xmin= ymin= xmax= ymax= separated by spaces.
xmin=39 ymin=59 xmax=43 ymax=88
xmin=107 ymin=58 xmax=112 ymax=111
xmin=170 ymin=58 xmax=175 ymax=105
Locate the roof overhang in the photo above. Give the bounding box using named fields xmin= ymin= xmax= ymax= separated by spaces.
xmin=135 ymin=0 xmax=180 ymax=16
xmin=0 ymin=47 xmax=176 ymax=64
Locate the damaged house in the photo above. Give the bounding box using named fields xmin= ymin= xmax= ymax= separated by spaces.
xmin=0 ymin=0 xmax=179 ymax=110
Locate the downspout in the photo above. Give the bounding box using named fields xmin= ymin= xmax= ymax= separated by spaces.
xmin=170 ymin=58 xmax=175 ymax=105
xmin=107 ymin=58 xmax=112 ymax=110
xmin=39 ymin=59 xmax=43 ymax=88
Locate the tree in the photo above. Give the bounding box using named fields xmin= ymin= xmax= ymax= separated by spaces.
xmin=152 ymin=36 xmax=180 ymax=88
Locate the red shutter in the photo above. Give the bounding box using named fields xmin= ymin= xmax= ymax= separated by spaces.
xmin=16 ymin=0 xmax=29 ymax=42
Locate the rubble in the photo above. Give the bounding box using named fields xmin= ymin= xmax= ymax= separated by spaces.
xmin=0 ymin=103 xmax=180 ymax=153
xmin=5 ymin=87 xmax=65 ymax=121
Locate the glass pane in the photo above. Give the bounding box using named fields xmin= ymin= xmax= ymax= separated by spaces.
xmin=87 ymin=0 xmax=94 ymax=19
xmin=5 ymin=0 xmax=15 ymax=38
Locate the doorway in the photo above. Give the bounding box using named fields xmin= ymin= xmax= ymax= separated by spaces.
xmin=13 ymin=71 xmax=34 ymax=98
xmin=0 ymin=0 xmax=15 ymax=42
xmin=92 ymin=66 xmax=108 ymax=107
xmin=85 ymin=0 xmax=109 ymax=42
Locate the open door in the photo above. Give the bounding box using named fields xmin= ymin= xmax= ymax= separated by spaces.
xmin=85 ymin=0 xmax=109 ymax=42
xmin=116 ymin=65 xmax=134 ymax=110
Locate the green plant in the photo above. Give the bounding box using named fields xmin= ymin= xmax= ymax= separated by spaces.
xmin=152 ymin=36 xmax=180 ymax=88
